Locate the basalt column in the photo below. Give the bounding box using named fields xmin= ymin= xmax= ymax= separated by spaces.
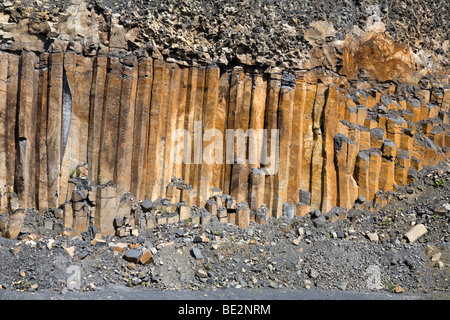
xmin=0 ymin=50 xmax=448 ymax=237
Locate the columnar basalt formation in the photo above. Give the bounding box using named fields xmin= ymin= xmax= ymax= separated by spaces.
xmin=0 ymin=0 xmax=448 ymax=238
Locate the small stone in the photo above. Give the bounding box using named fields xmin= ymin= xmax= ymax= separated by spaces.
xmin=139 ymin=250 xmax=154 ymax=265
xmin=47 ymin=239 xmax=55 ymax=250
xmin=191 ymin=247 xmax=203 ymax=260
xmin=393 ymin=284 xmax=404 ymax=293
xmin=176 ymin=229 xmax=186 ymax=237
xmin=91 ymin=237 xmax=107 ymax=247
xmin=443 ymin=203 xmax=450 ymax=212
xmin=312 ymin=216 xmax=327 ymax=228
xmin=64 ymin=246 xmax=75 ymax=258
xmin=19 ymin=270 xmax=26 ymax=277
xmin=78 ymin=251 xmax=89 ymax=260
xmin=123 ymin=249 xmax=142 ymax=263
xmin=292 ymin=236 xmax=302 ymax=246
xmin=282 ymin=202 xmax=295 ymax=219
xmin=131 ymin=277 xmax=141 ymax=286
xmin=430 ymin=252 xmax=441 ymax=262
xmin=338 ymin=281 xmax=348 ymax=290
xmin=312 ymin=209 xmax=321 ymax=218
xmin=113 ymin=242 xmax=128 ymax=253
xmin=141 ymin=198 xmax=153 ymax=212
xmin=366 ymin=232 xmax=379 ymax=242
xmin=356 ymin=195 xmax=366 ymax=203
xmin=87 ymin=283 xmax=96 ymax=291
xmin=309 ymin=269 xmax=319 ymax=279
xmin=433 ymin=205 xmax=447 ymax=216
xmin=25 ymin=240 xmax=37 ymax=248
xmin=404 ymin=224 xmax=427 ymax=243
xmin=196 ymin=268 xmax=208 ymax=278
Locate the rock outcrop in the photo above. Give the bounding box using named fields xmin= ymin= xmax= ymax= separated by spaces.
xmin=0 ymin=0 xmax=448 ymax=237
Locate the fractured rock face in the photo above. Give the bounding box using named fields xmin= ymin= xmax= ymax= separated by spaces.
xmin=0 ymin=1 xmax=448 ymax=238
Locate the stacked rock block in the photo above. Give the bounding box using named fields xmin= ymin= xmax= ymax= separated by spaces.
xmin=0 ymin=49 xmax=448 ymax=236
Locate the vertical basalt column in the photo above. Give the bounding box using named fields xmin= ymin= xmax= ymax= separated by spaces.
xmin=59 ymin=51 xmax=75 ymax=205
xmin=199 ymin=66 xmax=220 ymax=204
xmin=249 ymin=168 xmax=265 ymax=211
xmin=131 ymin=57 xmax=153 ymax=200
xmin=334 ymin=133 xmax=351 ymax=208
xmin=47 ymin=52 xmax=64 ymax=208
xmin=249 ymin=72 xmax=267 ymax=169
xmin=0 ymin=52 xmax=8 ymax=211
xmin=173 ymin=67 xmax=188 ymax=181
xmin=263 ymin=72 xmax=281 ymax=213
xmin=248 ymin=73 xmax=267 ymax=210
xmin=359 ymin=127 xmax=371 ymax=150
xmin=87 ymin=55 xmax=108 ymax=183
xmin=79 ymin=57 xmax=93 ymax=167
xmin=60 ymin=52 xmax=91 ymax=205
xmin=224 ymin=67 xmax=244 ymax=196
xmin=299 ymin=75 xmax=317 ymax=194
xmin=230 ymin=72 xmax=252 ymax=204
xmin=116 ymin=57 xmax=138 ymax=196
xmin=411 ymin=136 xmax=425 ymax=167
xmin=310 ymin=83 xmax=326 ymax=210
xmin=380 ymin=139 xmax=397 ymax=193
xmin=347 ymin=125 xmax=361 ymax=207
xmin=354 ymin=150 xmax=370 ymax=201
xmin=36 ymin=53 xmax=49 ymax=212
xmin=286 ymin=73 xmax=305 ymax=206
xmin=146 ymin=60 xmax=168 ymax=200
xmin=215 ymin=71 xmax=230 ymax=192
xmin=273 ymin=85 xmax=294 ymax=217
xmin=386 ymin=118 xmax=402 ymax=149
xmin=16 ymin=51 xmax=37 ymax=209
xmin=162 ymin=63 xmax=181 ymax=198
xmin=181 ymin=67 xmax=199 ymax=205
xmin=368 ymin=149 xmax=382 ymax=201
xmin=321 ymin=84 xmax=340 ymax=213
xmin=99 ymin=56 xmax=122 ymax=184
xmin=441 ymin=89 xmax=450 ymax=113
xmin=394 ymin=149 xmax=410 ymax=187
xmin=190 ymin=66 xmax=205 ymax=205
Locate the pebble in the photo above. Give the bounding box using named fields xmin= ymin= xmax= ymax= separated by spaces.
xmin=337 ymin=281 xmax=348 ymax=290
xmin=196 ymin=268 xmax=208 ymax=278
xmin=366 ymin=232 xmax=379 ymax=242
xmin=192 ymin=247 xmax=203 ymax=260
xmin=309 ymin=269 xmax=319 ymax=279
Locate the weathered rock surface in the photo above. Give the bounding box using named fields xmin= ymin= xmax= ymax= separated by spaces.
xmin=0 ymin=0 xmax=448 ymax=240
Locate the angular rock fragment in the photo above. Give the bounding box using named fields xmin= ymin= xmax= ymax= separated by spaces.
xmin=404 ymin=224 xmax=427 ymax=243
xmin=123 ymin=249 xmax=142 ymax=263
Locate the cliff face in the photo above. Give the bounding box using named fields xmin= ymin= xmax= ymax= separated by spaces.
xmin=0 ymin=0 xmax=449 ymax=237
